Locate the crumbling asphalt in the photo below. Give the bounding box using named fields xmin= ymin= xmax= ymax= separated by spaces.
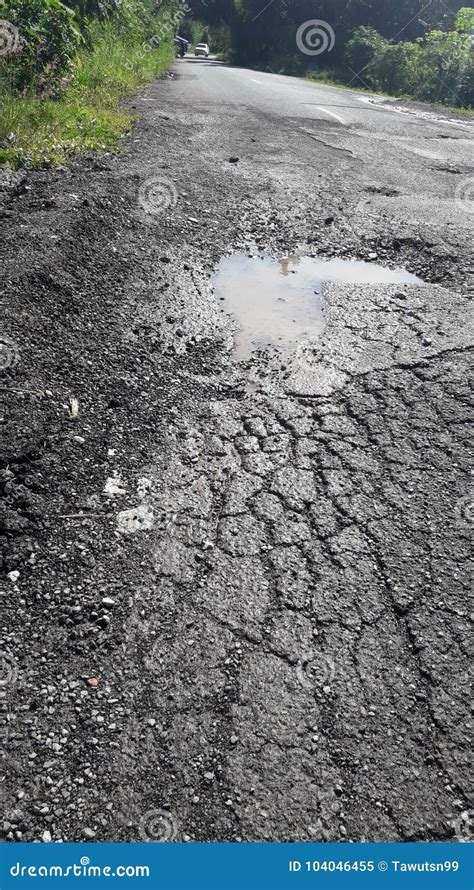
xmin=1 ymin=60 xmax=473 ymax=844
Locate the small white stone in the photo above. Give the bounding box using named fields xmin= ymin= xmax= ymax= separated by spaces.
xmin=104 ymin=473 xmax=126 ymax=497
xmin=8 ymin=570 xmax=20 ymax=583
xmin=101 ymin=597 xmax=116 ymax=609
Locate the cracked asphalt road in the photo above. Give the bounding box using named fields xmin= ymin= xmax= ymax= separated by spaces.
xmin=1 ymin=59 xmax=473 ymax=844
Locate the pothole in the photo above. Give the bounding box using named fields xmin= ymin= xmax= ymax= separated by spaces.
xmin=213 ymin=254 xmax=423 ymax=360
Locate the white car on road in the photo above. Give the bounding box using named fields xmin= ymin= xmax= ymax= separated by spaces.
xmin=194 ymin=43 xmax=209 ymax=58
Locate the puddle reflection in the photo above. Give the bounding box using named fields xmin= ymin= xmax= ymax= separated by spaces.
xmin=213 ymin=254 xmax=422 ymax=360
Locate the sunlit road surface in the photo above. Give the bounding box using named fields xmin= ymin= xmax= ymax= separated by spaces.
xmin=2 ymin=53 xmax=472 ymax=845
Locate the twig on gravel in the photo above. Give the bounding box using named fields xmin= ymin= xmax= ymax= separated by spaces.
xmin=59 ymin=512 xmax=114 ymax=520
xmin=0 ymin=387 xmax=45 ymax=396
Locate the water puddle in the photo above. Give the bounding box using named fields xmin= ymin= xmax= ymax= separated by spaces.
xmin=213 ymin=254 xmax=422 ymax=360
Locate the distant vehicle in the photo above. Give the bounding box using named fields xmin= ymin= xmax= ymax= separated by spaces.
xmin=194 ymin=43 xmax=209 ymax=58
xmin=174 ymin=35 xmax=188 ymax=58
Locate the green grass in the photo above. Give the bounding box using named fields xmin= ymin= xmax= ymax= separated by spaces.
xmin=0 ymin=20 xmax=174 ymax=169
xmin=304 ymin=69 xmax=406 ymax=96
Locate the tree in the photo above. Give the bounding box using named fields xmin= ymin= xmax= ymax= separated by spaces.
xmin=345 ymin=26 xmax=386 ymax=81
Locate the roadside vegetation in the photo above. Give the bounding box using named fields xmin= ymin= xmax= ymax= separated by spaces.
xmin=188 ymin=0 xmax=474 ymax=109
xmin=310 ymin=9 xmax=474 ymax=107
xmin=0 ymin=0 xmax=176 ymax=168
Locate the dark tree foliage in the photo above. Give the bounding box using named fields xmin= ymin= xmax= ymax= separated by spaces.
xmin=67 ymin=0 xmax=122 ymax=18
xmin=188 ymin=0 xmax=235 ymax=25
xmin=192 ymin=0 xmax=469 ymax=54
xmin=189 ymin=0 xmax=473 ymax=104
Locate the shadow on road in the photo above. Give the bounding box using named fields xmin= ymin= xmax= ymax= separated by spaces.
xmin=180 ymin=56 xmax=225 ymax=67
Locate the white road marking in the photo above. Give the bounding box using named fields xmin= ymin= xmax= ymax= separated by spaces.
xmin=356 ymin=94 xmax=474 ymax=130
xmin=314 ymin=105 xmax=347 ymax=125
